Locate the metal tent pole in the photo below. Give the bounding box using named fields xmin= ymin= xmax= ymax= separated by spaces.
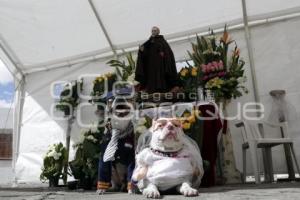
xmin=12 ymin=76 xmax=25 ymax=186
xmin=241 ymin=0 xmax=260 ymax=104
xmin=88 ymin=0 xmax=117 ymax=58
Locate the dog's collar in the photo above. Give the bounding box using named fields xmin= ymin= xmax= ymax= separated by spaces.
xmin=150 ymin=147 xmax=182 ymax=157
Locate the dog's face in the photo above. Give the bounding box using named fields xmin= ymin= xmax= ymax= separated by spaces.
xmin=150 ymin=118 xmax=184 ymax=152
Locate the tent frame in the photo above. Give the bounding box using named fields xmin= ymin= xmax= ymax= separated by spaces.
xmin=0 ymin=0 xmax=300 ymax=184
xmin=0 ymin=3 xmax=300 ymax=76
xmin=21 ymin=11 xmax=300 ymax=75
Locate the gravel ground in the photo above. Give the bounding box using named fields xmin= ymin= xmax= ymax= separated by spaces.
xmin=1 ymin=183 xmax=300 ymax=200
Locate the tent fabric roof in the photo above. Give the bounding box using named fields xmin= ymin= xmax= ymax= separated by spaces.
xmin=0 ymin=0 xmax=300 ymax=75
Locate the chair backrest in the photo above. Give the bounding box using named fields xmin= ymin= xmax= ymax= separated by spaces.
xmin=235 ymin=120 xmax=259 ymax=143
xmin=252 ymin=121 xmax=290 ymax=139
xmin=236 ymin=120 xmax=290 ymax=143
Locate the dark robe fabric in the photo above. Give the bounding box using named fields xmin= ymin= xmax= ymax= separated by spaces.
xmin=135 ymin=35 xmax=180 ymax=93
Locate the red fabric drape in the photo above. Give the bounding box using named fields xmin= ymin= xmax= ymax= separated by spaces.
xmin=198 ymin=104 xmax=222 ymax=187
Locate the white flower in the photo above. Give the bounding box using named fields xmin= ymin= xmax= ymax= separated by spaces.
xmin=90 ymin=123 xmax=98 ymax=133
xmin=47 ymin=150 xmax=55 ymax=157
xmin=86 ymin=135 xmax=97 ymax=143
xmin=53 ymin=152 xmax=62 ymax=160
xmin=47 ymin=150 xmax=62 ymax=160
xmin=49 ymin=144 xmax=56 ymax=152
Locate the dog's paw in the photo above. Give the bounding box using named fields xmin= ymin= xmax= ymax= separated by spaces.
xmin=142 ymin=184 xmax=160 ymax=199
xmin=179 ymin=182 xmax=199 ymax=197
xmin=96 ymin=189 xmax=106 ymax=195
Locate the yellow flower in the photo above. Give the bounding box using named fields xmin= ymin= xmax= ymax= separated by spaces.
xmin=206 ymin=77 xmax=224 ymax=89
xmin=95 ymin=76 xmax=104 ymax=82
xmin=191 ymin=68 xmax=198 ymax=76
xmin=182 ymin=122 xmax=191 ymax=130
xmin=183 ymin=112 xmax=190 ymax=118
xmin=180 ymin=69 xmax=188 ymax=77
xmin=188 ymin=115 xmax=196 ymax=123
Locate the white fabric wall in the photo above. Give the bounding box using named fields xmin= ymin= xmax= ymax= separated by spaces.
xmin=227 ymin=17 xmax=300 ymax=175
xmin=15 ymin=16 xmax=300 ymax=183
xmin=15 ymin=60 xmax=112 ymax=184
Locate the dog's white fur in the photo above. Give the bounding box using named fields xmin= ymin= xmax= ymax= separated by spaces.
xmin=133 ymin=118 xmax=202 ymax=198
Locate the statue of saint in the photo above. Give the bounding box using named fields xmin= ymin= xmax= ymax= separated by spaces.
xmin=135 ymin=26 xmax=181 ymax=93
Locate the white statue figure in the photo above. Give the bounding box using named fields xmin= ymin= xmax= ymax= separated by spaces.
xmin=132 ymin=117 xmax=204 ymax=198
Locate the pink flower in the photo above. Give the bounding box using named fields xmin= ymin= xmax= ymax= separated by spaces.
xmin=202 ymin=76 xmax=208 ymax=80
xmin=212 ymin=61 xmax=218 ymax=67
xmin=206 ymin=63 xmax=212 ymax=72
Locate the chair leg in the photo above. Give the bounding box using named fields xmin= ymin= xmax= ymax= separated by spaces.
xmin=242 ymin=147 xmax=247 ymax=183
xmin=249 ymin=141 xmax=260 ymax=184
xmin=290 ymin=143 xmax=300 ymax=177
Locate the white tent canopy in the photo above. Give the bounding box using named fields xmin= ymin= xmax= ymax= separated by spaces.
xmin=1 ymin=0 xmax=300 ymax=184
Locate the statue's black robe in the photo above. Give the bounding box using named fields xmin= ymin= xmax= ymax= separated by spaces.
xmin=135 ymin=35 xmax=180 ymax=93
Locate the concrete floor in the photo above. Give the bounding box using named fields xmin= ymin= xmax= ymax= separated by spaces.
xmin=1 ymin=183 xmax=300 ymax=200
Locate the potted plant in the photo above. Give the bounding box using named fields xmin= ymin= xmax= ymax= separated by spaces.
xmin=188 ymin=26 xmax=248 ymax=184
xmin=188 ymin=26 xmax=248 ymax=102
xmin=40 ymin=142 xmax=68 ymax=187
xmin=69 ymin=123 xmax=104 ymax=189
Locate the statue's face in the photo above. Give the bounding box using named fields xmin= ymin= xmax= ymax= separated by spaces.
xmin=150 ymin=118 xmax=184 ymax=152
xmin=151 ymin=26 xmax=160 ymax=37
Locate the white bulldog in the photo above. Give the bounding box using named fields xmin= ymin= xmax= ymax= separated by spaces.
xmin=132 ymin=118 xmax=204 ymax=198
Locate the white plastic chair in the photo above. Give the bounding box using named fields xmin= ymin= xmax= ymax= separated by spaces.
xmin=235 ymin=120 xmax=300 ymax=184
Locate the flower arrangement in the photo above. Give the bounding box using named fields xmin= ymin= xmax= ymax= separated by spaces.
xmin=177 ymin=108 xmax=204 ymax=149
xmin=56 ymin=80 xmax=83 ymax=116
xmin=179 ymin=109 xmax=201 ymax=132
xmin=69 ymin=122 xmax=104 ymax=189
xmin=179 ymin=66 xmax=199 ymax=100
xmin=40 ymin=142 xmax=68 ymax=187
xmin=89 ymin=72 xmax=117 ymax=110
xmin=188 ymin=26 xmax=248 ymax=103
